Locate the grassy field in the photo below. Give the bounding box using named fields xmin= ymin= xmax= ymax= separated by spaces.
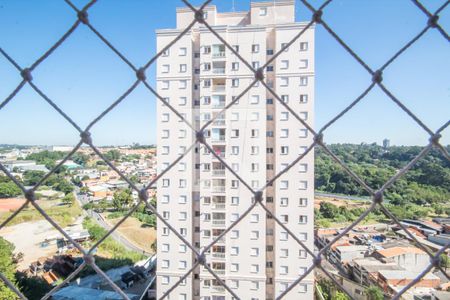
xmin=106 ymin=214 xmax=156 ymax=253
xmin=0 ymin=198 xmax=82 ymax=227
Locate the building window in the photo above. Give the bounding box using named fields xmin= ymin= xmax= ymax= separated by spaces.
xmin=299 ymin=163 xmax=308 ymax=173
xmin=231 ymin=246 xmax=239 ymax=255
xmin=162 ymin=179 xmax=170 ymax=187
xmin=251 ymin=264 xmax=259 ymax=273
xmin=299 ymin=129 xmax=308 ymax=138
xmin=299 ymin=198 xmax=308 ymax=207
xmin=179 ymin=80 xmax=187 ymax=89
xmin=252 ymin=44 xmax=260 ymax=53
xmin=162 ymin=260 xmax=170 ymax=268
xmin=251 ymin=112 xmax=259 ymax=121
xmin=162 ymin=64 xmax=170 ymax=73
xmin=300 ymin=59 xmax=308 ymax=69
xmin=299 ymin=112 xmax=308 ymax=121
xmin=281 ymin=111 xmax=289 ymax=121
xmin=298 ymin=283 xmax=308 ymax=293
xmin=231 ymin=62 xmax=239 ymax=71
xmin=232 ymin=78 xmax=239 ymax=87
xmin=267 ymin=49 xmax=273 ymax=55
xmin=300 ymin=94 xmax=308 ymax=103
xmin=204 ymin=79 xmax=211 ymax=87
xmin=203 ymin=62 xmax=211 ymax=71
xmin=231 ymin=263 xmax=239 ymax=272
xmin=162 ymin=48 xmax=169 ymax=56
xmin=267 ymin=98 xmax=273 ymax=104
xmin=281 ymin=60 xmax=289 ymax=69
xmin=203 ymin=45 xmax=211 ymax=54
xmin=280 ymin=77 xmax=289 ymax=86
xmin=299 ymin=250 xmax=307 ymax=258
xmin=231 ymin=280 xmax=239 ymax=289
xmin=280 ymin=180 xmax=288 ymax=189
xmin=250 ymin=95 xmax=260 ymax=104
xmin=251 ymin=214 xmax=259 ymax=223
xmin=231 ymin=129 xmax=239 ymax=138
xmin=281 ymin=146 xmax=289 ymax=155
xmin=179 ymin=47 xmax=187 ymax=56
xmin=252 ymin=61 xmax=260 ymax=69
xmin=280 ymin=129 xmax=289 ymax=138
xmin=300 ymin=76 xmax=308 ymax=86
xmin=251 ymin=129 xmax=259 ymax=137
xmin=280 ymin=197 xmax=288 ymax=206
xmin=299 ymin=181 xmax=308 ymax=190
xmin=300 ymin=42 xmax=308 ymax=51
xmin=299 ymin=232 xmax=307 ymax=241
xmin=267 ymin=65 xmax=274 ymax=72
xmin=281 ymin=215 xmax=288 ymax=223
xmin=280 ymin=266 xmax=288 ymax=275
xmin=281 ymin=42 xmax=289 ymax=51
xmin=233 ymin=45 xmax=239 ymax=53
xmin=231 ymin=197 xmax=239 ymax=205
xmin=281 ymin=248 xmax=289 ymax=257
xmin=162 ymin=276 xmax=170 ymax=285
xmin=299 ymin=215 xmax=307 ymax=224
xmin=179 ymin=260 xmax=187 ymax=270
xmin=162 ymin=80 xmax=169 ymax=89
xmin=231 ymin=230 xmax=239 ymax=239
xmin=259 ymin=7 xmax=267 ymax=16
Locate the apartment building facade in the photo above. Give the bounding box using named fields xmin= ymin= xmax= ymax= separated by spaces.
xmin=156 ymin=1 xmax=314 ymax=299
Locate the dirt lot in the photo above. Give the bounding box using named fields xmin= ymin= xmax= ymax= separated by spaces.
xmin=314 ymin=195 xmax=369 ymax=210
xmin=0 ymin=220 xmax=60 ymax=270
xmin=107 ymin=216 xmax=156 ymax=253
xmin=0 ymin=198 xmax=26 ymax=212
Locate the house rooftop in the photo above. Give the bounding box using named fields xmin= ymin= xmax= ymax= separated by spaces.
xmin=376 ymin=246 xmax=425 ymax=258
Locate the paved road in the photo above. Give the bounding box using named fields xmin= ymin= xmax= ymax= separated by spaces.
xmin=75 ymin=188 xmax=152 ymax=256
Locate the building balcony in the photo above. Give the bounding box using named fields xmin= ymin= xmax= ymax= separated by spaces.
xmin=211 ymin=137 xmax=225 ymax=144
xmin=212 ymin=203 xmax=226 ymax=210
xmin=212 ymin=119 xmax=225 ymax=126
xmin=212 ymin=285 xmax=225 ymax=292
xmin=212 ymin=102 xmax=226 ymax=109
xmin=212 ymin=269 xmax=225 ymax=275
xmin=212 ymin=51 xmax=225 ymax=58
xmin=212 ymin=85 xmax=226 ymax=92
xmin=212 ymin=169 xmax=225 ymax=177
xmin=212 ymin=219 xmax=226 ymax=226
xmin=212 ymin=67 xmax=225 ymax=74
xmin=212 ymin=186 xmax=225 ymax=193
xmin=211 ymin=252 xmax=225 ymax=259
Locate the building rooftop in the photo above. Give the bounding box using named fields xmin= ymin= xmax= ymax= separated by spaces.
xmin=376 ymin=246 xmax=425 ymax=258
xmin=379 ymin=269 xmax=439 ymax=281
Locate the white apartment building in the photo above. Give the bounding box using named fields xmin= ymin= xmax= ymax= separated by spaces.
xmin=156 ymin=1 xmax=314 ymax=299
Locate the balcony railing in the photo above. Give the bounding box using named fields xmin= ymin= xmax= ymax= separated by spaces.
xmin=212 ymin=285 xmax=225 ymax=292
xmin=212 ymin=85 xmax=225 ymax=92
xmin=212 ymin=186 xmax=226 ymax=193
xmin=212 ymin=103 xmax=225 ymax=109
xmin=211 ymin=137 xmax=225 ymax=143
xmin=212 ymin=219 xmax=226 ymax=226
xmin=212 ymin=119 xmax=225 ymax=126
xmin=212 ymin=269 xmax=225 ymax=275
xmin=212 ymin=252 xmax=225 ymax=259
xmin=212 ymin=169 xmax=225 ymax=176
xmin=212 ymin=203 xmax=225 ymax=209
xmin=212 ymin=68 xmax=225 ymax=74
xmin=212 ymin=51 xmax=225 ymax=58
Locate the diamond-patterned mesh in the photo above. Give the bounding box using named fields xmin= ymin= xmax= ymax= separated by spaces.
xmin=0 ymin=0 xmax=449 ymax=299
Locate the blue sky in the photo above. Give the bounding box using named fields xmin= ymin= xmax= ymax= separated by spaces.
xmin=0 ymin=0 xmax=448 ymax=146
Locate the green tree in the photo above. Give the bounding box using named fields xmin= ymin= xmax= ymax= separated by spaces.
xmin=62 ymin=193 xmax=75 ymax=206
xmin=0 ymin=182 xmax=22 ymax=198
xmin=332 ymin=291 xmax=350 ymax=300
xmin=319 ymin=202 xmax=339 ymax=219
xmin=440 ymin=254 xmax=449 ymax=272
xmin=0 ymin=237 xmax=18 ymax=300
xmin=22 ymin=170 xmax=46 ymax=186
xmin=112 ymin=189 xmax=133 ymax=211
xmin=365 ymin=286 xmax=384 ymax=300
xmin=104 ymin=150 xmax=121 ymax=161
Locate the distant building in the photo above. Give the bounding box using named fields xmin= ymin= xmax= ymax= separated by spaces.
xmin=383 ymin=138 xmax=390 ymax=149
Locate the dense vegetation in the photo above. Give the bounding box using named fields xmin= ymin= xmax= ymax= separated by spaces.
xmin=80 ymin=217 xmax=145 ymax=275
